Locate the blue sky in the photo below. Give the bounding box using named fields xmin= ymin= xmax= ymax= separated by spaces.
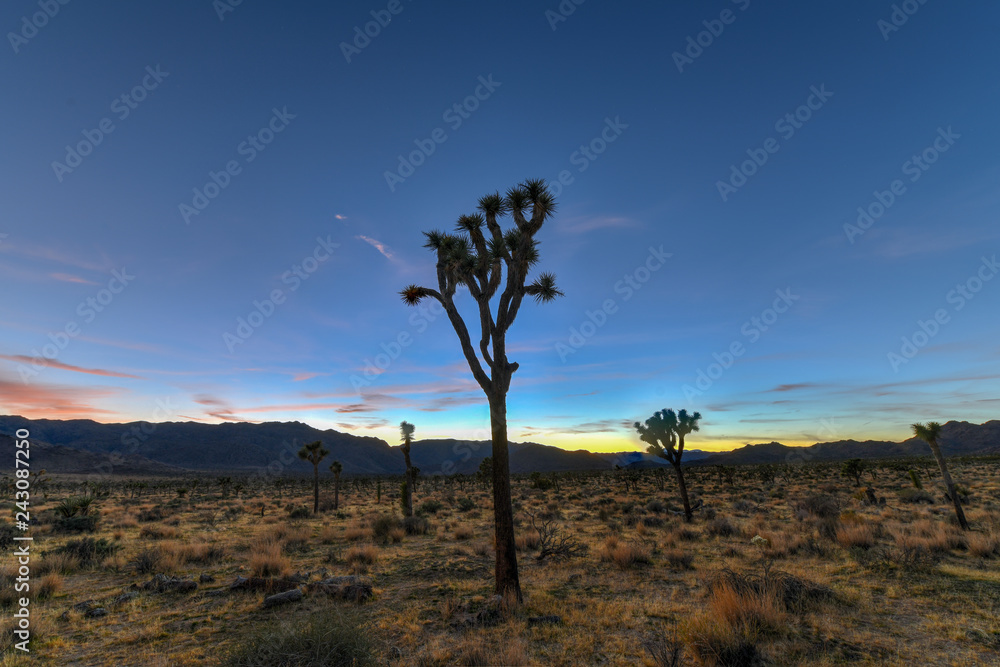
xmin=1 ymin=0 xmax=998 ymax=452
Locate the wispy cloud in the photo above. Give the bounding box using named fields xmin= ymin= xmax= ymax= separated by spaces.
xmin=335 ymin=214 xmax=347 ymax=220
xmin=0 ymin=355 xmax=142 ymax=380
xmin=558 ymin=215 xmax=639 ymax=234
xmin=356 ymin=235 xmax=395 ymax=261
xmin=49 ymin=272 xmax=99 ymax=285
xmin=0 ymin=374 xmax=122 ymax=419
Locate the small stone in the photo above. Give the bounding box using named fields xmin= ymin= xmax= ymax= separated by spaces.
xmin=261 ymin=589 xmax=303 ymax=609
xmin=85 ymin=607 xmax=108 ymax=618
xmin=199 ymin=573 xmax=215 ymax=583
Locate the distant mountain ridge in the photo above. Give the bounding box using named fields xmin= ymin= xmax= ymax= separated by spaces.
xmin=691 ymin=420 xmax=1000 ymax=467
xmin=1 ymin=416 xmax=996 ymax=475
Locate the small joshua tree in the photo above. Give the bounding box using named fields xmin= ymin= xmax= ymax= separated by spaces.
xmin=911 ymin=422 xmax=969 ymax=530
xmin=635 ymin=408 xmax=702 ymax=523
xmin=329 ymin=460 xmax=343 ymax=511
xmin=400 ymin=421 xmax=416 ymax=517
xmin=298 ymin=440 xmax=329 ymax=514
xmin=841 ymin=458 xmax=865 ymax=487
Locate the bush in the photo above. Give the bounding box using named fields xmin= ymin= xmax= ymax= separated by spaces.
xmin=456 ymin=497 xmax=476 ymax=512
xmin=53 ymin=514 xmax=100 ymax=534
xmin=53 ymin=538 xmax=120 ymax=567
xmin=706 ymin=517 xmax=739 ymax=538
xmin=403 ymin=516 xmax=430 ymax=536
xmin=221 ymin=609 xmax=376 ymax=667
xmin=137 ymin=507 xmax=165 ymax=522
xmin=799 ymin=494 xmax=840 ymax=519
xmin=417 ymin=500 xmax=443 ymax=515
xmin=287 ymin=506 xmax=311 ymax=519
xmin=130 ymin=548 xmax=163 ymax=574
xmin=371 ymin=515 xmax=402 ymax=543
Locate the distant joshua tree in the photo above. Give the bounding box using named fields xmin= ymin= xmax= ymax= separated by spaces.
xmin=635 ymin=408 xmax=702 ymax=522
xmin=400 ymin=179 xmax=563 ymax=603
xmin=298 ymin=440 xmax=329 ymax=514
xmin=400 ymin=421 xmax=415 ymax=517
xmin=841 ymin=458 xmax=865 ymax=487
xmin=329 ymin=460 xmax=343 ymax=511
xmin=911 ymin=422 xmax=969 ymax=530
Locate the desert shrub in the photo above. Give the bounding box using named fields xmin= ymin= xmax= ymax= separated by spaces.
xmin=969 ymin=533 xmax=1000 ymax=558
xmin=646 ymin=499 xmax=666 ymax=514
xmin=643 ymin=516 xmax=665 ymax=528
xmin=665 ymin=548 xmax=695 ymax=570
xmin=418 ymin=500 xmax=443 ymax=515
xmin=371 ymin=515 xmax=402 ymax=543
xmin=0 ymin=525 xmax=15 ymax=552
xmin=36 ymin=573 xmax=62 ymax=600
xmin=799 ymin=494 xmax=840 ymax=519
xmin=287 ymin=506 xmax=311 ymax=520
xmin=598 ymin=536 xmax=651 ymax=569
xmin=130 ymin=548 xmax=163 ymax=574
xmin=53 ymin=538 xmax=120 ymax=567
xmin=836 ymin=522 xmax=877 ymax=550
xmin=345 ymin=544 xmax=379 ymax=570
xmin=529 ymin=472 xmax=554 ymax=491
xmin=707 ymin=518 xmax=739 ymax=538
xmin=456 ymin=497 xmax=476 ymax=512
xmin=220 ymin=609 xmax=376 ymax=667
xmin=454 ymin=525 xmax=474 ymax=540
xmin=248 ymin=539 xmax=290 ymax=577
xmin=403 ymin=516 xmax=430 ymax=536
xmin=137 ymin=507 xmax=165 ymax=522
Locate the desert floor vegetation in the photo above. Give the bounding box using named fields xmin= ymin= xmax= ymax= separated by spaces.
xmin=2 ymin=456 xmax=999 ymax=665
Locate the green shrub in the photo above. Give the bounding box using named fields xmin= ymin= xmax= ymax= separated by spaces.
xmin=372 ymin=514 xmax=402 ymax=543
xmin=220 ymin=609 xmax=377 ymax=666
xmin=456 ymin=497 xmax=476 ymax=512
xmin=417 ymin=500 xmax=442 ymax=515
xmin=53 ymin=514 xmax=100 ymax=534
xmin=403 ymin=516 xmax=430 ymax=536
xmin=53 ymin=538 xmax=120 ymax=566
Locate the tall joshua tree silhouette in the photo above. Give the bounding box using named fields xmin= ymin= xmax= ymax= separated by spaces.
xmin=297 ymin=440 xmax=329 ymax=514
xmin=400 ymin=421 xmax=416 ymax=518
xmin=911 ymin=422 xmax=969 ymax=530
xmin=400 ymin=179 xmax=562 ymax=602
xmin=635 ymin=408 xmax=702 ymax=522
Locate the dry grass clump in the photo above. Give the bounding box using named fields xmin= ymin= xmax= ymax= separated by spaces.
xmin=138 ymin=524 xmax=179 ymax=540
xmin=34 ymin=552 xmax=79 ymax=576
xmin=453 ymin=635 xmax=528 ymax=666
xmin=248 ymin=538 xmax=291 ymax=577
xmin=36 ymin=573 xmax=63 ymax=600
xmin=454 ymin=525 xmax=474 ymax=541
xmin=344 ymin=524 xmax=372 ymax=541
xmin=836 ymin=522 xmax=877 ymax=550
xmin=967 ymin=532 xmax=999 ymax=558
xmin=345 ymin=544 xmax=379 ymax=573
xmin=598 ymin=535 xmax=652 ymax=569
xmin=515 ymin=531 xmax=540 ymax=551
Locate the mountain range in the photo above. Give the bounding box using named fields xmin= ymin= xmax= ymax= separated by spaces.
xmin=0 ymin=416 xmax=995 ymax=476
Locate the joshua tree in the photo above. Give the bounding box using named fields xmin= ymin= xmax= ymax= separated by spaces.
xmin=329 ymin=460 xmax=343 ymax=511
xmin=841 ymin=458 xmax=865 ymax=487
xmin=911 ymin=422 xmax=969 ymax=530
xmin=400 ymin=179 xmax=563 ymax=602
xmin=298 ymin=440 xmax=329 ymax=514
xmin=635 ymin=408 xmax=702 ymax=522
xmin=399 ymin=421 xmax=416 ymax=517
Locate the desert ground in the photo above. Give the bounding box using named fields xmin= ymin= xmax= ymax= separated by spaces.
xmin=2 ymin=457 xmax=999 ymax=666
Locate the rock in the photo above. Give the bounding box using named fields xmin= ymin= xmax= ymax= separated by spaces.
xmin=528 ymin=615 xmax=562 ymax=627
xmin=204 ymin=590 xmax=226 ymax=598
xmin=58 ymin=611 xmax=70 ymax=622
xmin=320 ymin=575 xmax=368 ymax=586
xmin=72 ymin=600 xmax=96 ymax=612
xmin=309 ymin=580 xmax=373 ymax=603
xmin=143 ymin=574 xmax=197 ymax=593
xmin=109 ymin=592 xmax=139 ymax=607
xmin=85 ymin=607 xmax=108 ymax=618
xmin=199 ymin=573 xmax=215 ymax=583
xmin=261 ymin=589 xmax=303 ymax=609
xmin=230 ymin=576 xmax=303 ymax=593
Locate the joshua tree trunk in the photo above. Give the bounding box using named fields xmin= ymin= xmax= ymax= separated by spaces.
xmin=489 ymin=392 xmax=521 ymax=602
xmin=312 ymin=464 xmax=319 ymax=514
xmin=673 ymin=463 xmax=692 ymax=523
xmin=402 ymin=449 xmax=414 ymax=518
xmin=928 ymin=442 xmax=969 ymax=530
